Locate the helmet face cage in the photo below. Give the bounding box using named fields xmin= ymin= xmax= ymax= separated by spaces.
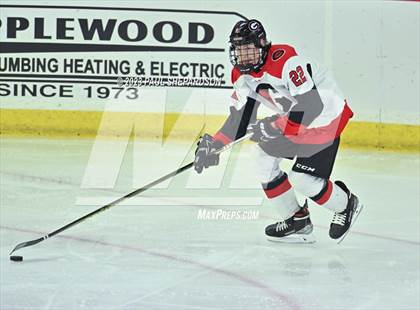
xmin=229 ymin=20 xmax=270 ymax=73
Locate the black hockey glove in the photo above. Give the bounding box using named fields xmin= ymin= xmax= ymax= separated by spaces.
xmin=194 ymin=134 xmax=224 ymax=174
xmin=248 ymin=116 xmax=282 ymax=143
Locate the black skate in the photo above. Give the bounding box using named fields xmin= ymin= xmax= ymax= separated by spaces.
xmin=329 ymin=181 xmax=364 ymax=243
xmin=265 ymin=202 xmax=315 ymax=243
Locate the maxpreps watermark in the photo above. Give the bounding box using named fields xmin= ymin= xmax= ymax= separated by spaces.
xmin=197 ymin=209 xmax=260 ymax=220
xmin=117 ymin=76 xmax=223 ymax=87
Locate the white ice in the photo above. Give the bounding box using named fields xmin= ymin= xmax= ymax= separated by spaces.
xmin=1 ymin=137 xmax=419 ymax=310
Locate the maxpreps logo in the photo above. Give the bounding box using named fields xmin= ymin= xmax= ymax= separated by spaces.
xmin=0 ymin=5 xmax=246 ymax=53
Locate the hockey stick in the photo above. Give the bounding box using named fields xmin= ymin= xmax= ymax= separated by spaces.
xmin=9 ymin=133 xmax=252 ymax=256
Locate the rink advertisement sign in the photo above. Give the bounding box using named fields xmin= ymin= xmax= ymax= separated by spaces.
xmin=0 ymin=4 xmax=244 ymax=109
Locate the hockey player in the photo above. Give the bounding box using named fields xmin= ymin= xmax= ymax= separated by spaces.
xmin=193 ymin=19 xmax=363 ymax=243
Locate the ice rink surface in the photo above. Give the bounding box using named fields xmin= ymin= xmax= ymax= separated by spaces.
xmin=1 ymin=138 xmax=419 ymax=310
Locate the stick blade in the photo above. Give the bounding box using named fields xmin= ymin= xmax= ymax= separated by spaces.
xmin=9 ymin=237 xmax=44 ymax=255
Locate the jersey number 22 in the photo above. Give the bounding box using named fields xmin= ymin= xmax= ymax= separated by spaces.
xmin=289 ymin=66 xmax=307 ymax=87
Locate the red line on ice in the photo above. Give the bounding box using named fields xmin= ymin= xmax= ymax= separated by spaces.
xmin=2 ymin=225 xmax=301 ymax=310
xmin=2 ymin=169 xmax=419 ymax=247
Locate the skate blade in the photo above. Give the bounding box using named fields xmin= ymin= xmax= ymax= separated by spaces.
xmin=337 ymin=202 xmax=364 ymax=244
xmin=266 ymin=233 xmax=316 ymax=244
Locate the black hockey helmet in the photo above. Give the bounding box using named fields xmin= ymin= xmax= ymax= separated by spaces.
xmin=229 ymin=19 xmax=271 ymax=73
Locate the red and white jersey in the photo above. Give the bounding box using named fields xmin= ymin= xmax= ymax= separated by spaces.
xmin=215 ymin=44 xmax=353 ymax=145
